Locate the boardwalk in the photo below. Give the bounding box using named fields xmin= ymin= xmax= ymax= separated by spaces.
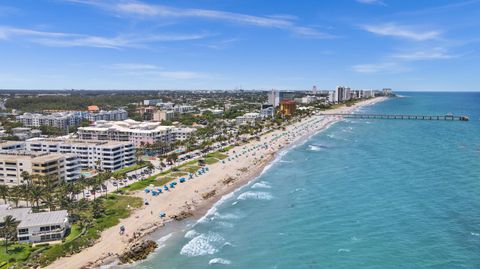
xmin=319 ymin=113 xmax=469 ymax=121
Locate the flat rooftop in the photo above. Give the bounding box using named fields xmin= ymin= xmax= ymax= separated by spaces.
xmin=27 ymin=138 xmax=133 ymax=147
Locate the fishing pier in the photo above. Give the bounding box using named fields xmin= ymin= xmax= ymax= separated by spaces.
xmin=319 ymin=113 xmax=469 ymax=121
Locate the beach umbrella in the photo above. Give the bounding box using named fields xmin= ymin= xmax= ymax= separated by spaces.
xmin=159 ymin=212 xmax=166 ymax=218
xmin=180 ymin=178 xmax=186 ymax=183
xmin=164 ymin=185 xmax=169 ymax=191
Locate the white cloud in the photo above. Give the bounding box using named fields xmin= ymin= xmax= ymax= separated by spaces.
xmin=361 ymin=23 xmax=440 ymax=41
xmin=106 ymin=63 xmax=205 ymax=79
xmin=66 ymin=0 xmax=333 ymax=38
xmin=352 ymin=62 xmax=409 ymax=74
xmin=392 ymin=47 xmax=455 ymax=60
xmin=157 ymin=71 xmax=204 ymax=79
xmin=0 ymin=25 xmax=208 ymax=48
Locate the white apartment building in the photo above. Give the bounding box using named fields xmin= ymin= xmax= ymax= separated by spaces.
xmin=0 ymin=140 xmax=25 ymax=151
xmin=0 ymin=151 xmax=80 ymax=185
xmin=17 ymin=209 xmax=70 ymax=244
xmin=77 ymin=120 xmax=194 ymax=147
xmin=143 ymin=99 xmax=163 ymax=106
xmin=260 ymin=106 xmax=275 ymax=118
xmin=17 ymin=112 xmax=80 ymax=130
xmin=236 ymin=112 xmax=261 ymax=125
xmin=26 ymin=139 xmax=135 ymax=172
xmin=173 ymin=127 xmax=196 ymax=141
xmin=174 ymin=105 xmax=195 ymax=114
xmin=86 ymin=109 xmax=128 ymax=122
xmin=16 ymin=109 xmax=127 ymax=130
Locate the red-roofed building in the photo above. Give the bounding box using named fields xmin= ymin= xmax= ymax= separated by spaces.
xmin=87 ymin=105 xmax=99 ymax=112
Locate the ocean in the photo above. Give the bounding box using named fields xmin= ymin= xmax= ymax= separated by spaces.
xmin=131 ymin=92 xmax=480 ymax=269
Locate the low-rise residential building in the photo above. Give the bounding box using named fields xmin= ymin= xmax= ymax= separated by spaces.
xmin=155 ymin=102 xmax=175 ymax=110
xmin=173 ymin=127 xmax=196 ymax=141
xmin=174 ymin=105 xmax=195 ymax=114
xmin=0 ymin=205 xmax=70 ymax=244
xmin=17 ymin=210 xmax=69 ymax=244
xmin=86 ymin=109 xmax=127 ymax=122
xmin=77 ymin=120 xmax=193 ymax=147
xmin=11 ymin=127 xmax=42 ymax=140
xmin=0 ymin=151 xmax=80 ymax=185
xmin=260 ymin=106 xmax=275 ymax=118
xmin=0 ymin=140 xmax=25 ymax=151
xmin=153 ymin=110 xmax=175 ymax=122
xmin=236 ymin=112 xmax=261 ymax=125
xmin=17 ymin=112 xmax=80 ymax=130
xmin=26 ymin=139 xmax=135 ymax=172
xmin=143 ymin=99 xmax=163 ymax=106
xmin=16 ymin=109 xmax=127 ymax=130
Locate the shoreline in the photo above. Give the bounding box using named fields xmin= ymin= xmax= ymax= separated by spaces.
xmin=45 ymin=97 xmax=387 ymax=269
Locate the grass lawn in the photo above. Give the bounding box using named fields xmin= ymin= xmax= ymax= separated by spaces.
xmin=34 ymin=195 xmax=142 ymax=267
xmin=204 ymin=157 xmax=219 ymax=165
xmin=181 ymin=165 xmax=200 ymax=174
xmin=112 ymin=163 xmax=148 ymax=177
xmin=205 ymin=151 xmax=228 ymax=160
xmin=64 ymin=225 xmax=82 ymax=242
xmin=0 ymin=242 xmax=33 ymax=267
xmin=219 ymin=145 xmax=234 ymax=152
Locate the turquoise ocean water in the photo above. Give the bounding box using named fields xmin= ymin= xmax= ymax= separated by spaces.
xmin=132 ymin=92 xmax=480 ymax=269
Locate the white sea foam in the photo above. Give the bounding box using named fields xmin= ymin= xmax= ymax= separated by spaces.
xmin=213 ymin=212 xmax=241 ymax=220
xmin=308 ymin=145 xmax=322 ymax=151
xmin=251 ymin=181 xmax=272 ymax=189
xmin=237 ymin=191 xmax=273 ymax=201
xmin=338 ymin=248 xmax=351 ymax=252
xmin=209 ymin=258 xmax=232 ymax=265
xmin=180 ymin=232 xmax=225 ymax=257
xmin=197 ymin=191 xmax=236 ymax=224
xmin=471 ymin=232 xmax=480 ymax=236
xmin=216 ymin=221 xmax=234 ymax=228
xmin=185 ymin=229 xmax=199 ymax=239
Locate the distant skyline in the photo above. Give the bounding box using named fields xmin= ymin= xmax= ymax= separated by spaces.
xmin=0 ymin=0 xmax=479 ymax=91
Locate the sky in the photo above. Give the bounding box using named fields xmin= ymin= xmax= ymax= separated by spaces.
xmin=0 ymin=0 xmax=479 ymax=91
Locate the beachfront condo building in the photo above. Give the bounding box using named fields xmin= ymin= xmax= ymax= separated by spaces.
xmin=77 ymin=119 xmax=195 ymax=147
xmin=0 ymin=205 xmax=70 ymax=244
xmin=236 ymin=112 xmax=261 ymax=125
xmin=0 ymin=140 xmax=25 ymax=151
xmin=0 ymin=151 xmax=80 ymax=185
xmin=25 ymin=138 xmax=135 ymax=172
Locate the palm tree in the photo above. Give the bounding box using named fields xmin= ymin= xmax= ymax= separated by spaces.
xmin=1 ymin=215 xmax=18 ymax=253
xmin=19 ymin=184 xmax=30 ymax=207
xmin=113 ymin=173 xmax=123 ymax=192
xmin=20 ymin=171 xmax=31 ymax=185
xmin=29 ymin=184 xmax=44 ymax=210
xmin=0 ymin=185 xmax=8 ymax=204
xmin=9 ymin=186 xmax=21 ymax=207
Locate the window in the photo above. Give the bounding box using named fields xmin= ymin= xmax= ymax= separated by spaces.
xmin=18 ymin=228 xmax=29 ymax=234
xmin=18 ymin=236 xmax=29 ymax=241
xmin=40 ymin=226 xmax=51 ymax=232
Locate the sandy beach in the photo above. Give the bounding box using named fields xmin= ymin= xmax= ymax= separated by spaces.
xmin=45 ymin=97 xmax=386 ymax=269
